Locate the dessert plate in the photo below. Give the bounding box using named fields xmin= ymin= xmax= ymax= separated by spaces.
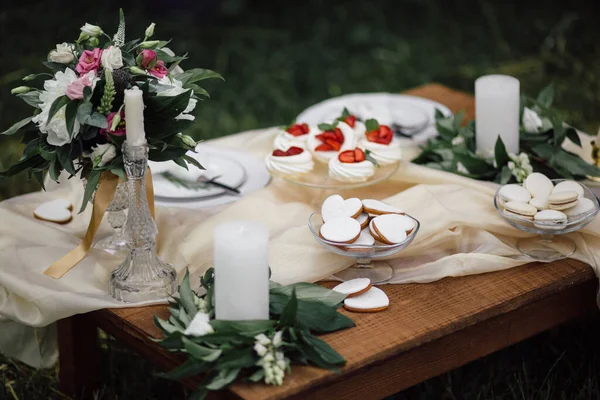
xmin=296 ymin=93 xmax=453 ymax=144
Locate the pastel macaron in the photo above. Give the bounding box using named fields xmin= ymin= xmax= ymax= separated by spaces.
xmin=503 ymin=201 xmax=538 ymax=220
xmin=533 ymin=209 xmax=567 ymax=229
xmin=564 ymin=197 xmax=595 ymax=217
xmin=552 ymin=180 xmax=584 ymax=198
xmin=498 ymin=184 xmax=531 ymax=204
xmin=547 ymin=191 xmax=579 ymax=210
xmin=523 ymin=173 xmax=554 ymax=199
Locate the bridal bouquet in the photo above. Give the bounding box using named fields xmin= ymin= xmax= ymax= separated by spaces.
xmin=1 ymin=10 xmax=222 ymax=211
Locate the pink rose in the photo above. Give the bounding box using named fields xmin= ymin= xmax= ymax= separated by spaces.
xmin=76 ymin=48 xmax=102 ymax=75
xmin=149 ymin=60 xmax=168 ymax=78
xmin=139 ymin=49 xmax=157 ymax=69
xmin=66 ymin=72 xmax=95 ymax=100
xmin=100 ymin=110 xmax=126 ymax=137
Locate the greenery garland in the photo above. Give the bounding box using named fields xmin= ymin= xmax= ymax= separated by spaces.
xmin=413 ymin=84 xmax=600 ymax=183
xmin=154 ymin=269 xmax=354 ymax=399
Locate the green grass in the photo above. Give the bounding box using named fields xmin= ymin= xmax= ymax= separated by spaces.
xmin=1 ymin=0 xmax=600 ymax=398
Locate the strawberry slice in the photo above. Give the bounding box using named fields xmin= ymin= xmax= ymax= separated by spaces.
xmin=322 ymin=131 xmax=338 ymax=141
xmin=315 ymin=133 xmax=327 ymax=142
xmin=326 ymin=139 xmax=342 ymax=151
xmin=333 ymin=128 xmax=345 ymax=143
xmin=287 ymin=146 xmax=304 ymax=155
xmin=272 ymin=149 xmax=287 ymax=157
xmin=300 ymin=123 xmax=310 ymax=134
xmin=338 ymin=150 xmax=356 ymax=163
xmin=379 ymin=125 xmax=393 ymax=140
xmin=354 ymin=148 xmax=365 ymax=162
xmin=315 ymin=143 xmax=335 ymax=152
xmin=286 ymin=123 xmax=310 ymax=137
xmin=366 ymin=130 xmax=380 ymax=142
xmin=344 ymin=115 xmax=357 ymax=128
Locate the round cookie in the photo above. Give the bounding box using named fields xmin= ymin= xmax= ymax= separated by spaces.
xmin=33 ymin=199 xmax=73 ymax=224
xmin=343 ymin=286 xmax=389 ymax=312
xmin=322 ymin=195 xmax=363 ymax=222
xmin=534 ymin=209 xmax=567 ymax=230
xmin=552 ymin=181 xmax=584 ymax=198
xmin=320 ymin=217 xmax=361 ymax=243
xmin=372 ymin=214 xmax=411 ymax=245
xmin=529 ymin=197 xmax=548 ymax=210
xmin=523 ymin=173 xmax=553 ymax=199
xmin=361 ymin=199 xmax=404 ymax=215
xmin=564 ymin=197 xmax=595 ymax=217
xmin=548 ymin=191 xmax=578 ymax=210
xmin=355 ymin=213 xmax=370 ymax=229
xmin=498 ymin=184 xmax=531 ymax=203
xmin=332 ymin=278 xmax=372 ymax=298
xmin=503 ymin=201 xmax=537 ymax=220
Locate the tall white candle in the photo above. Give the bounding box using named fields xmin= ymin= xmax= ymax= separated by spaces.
xmin=124 ymin=87 xmax=146 ymax=146
xmin=475 ymin=75 xmax=520 ymax=155
xmin=214 ymin=221 xmax=270 ymax=321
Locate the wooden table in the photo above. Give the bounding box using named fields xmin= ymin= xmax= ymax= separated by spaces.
xmin=57 ymin=84 xmax=599 ymax=399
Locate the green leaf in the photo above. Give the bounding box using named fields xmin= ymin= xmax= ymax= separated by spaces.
xmin=1 ymin=117 xmax=33 ymax=136
xmin=49 ymin=158 xmax=62 ymax=182
xmin=551 ymin=115 xmax=565 ymax=148
xmin=87 ymin=112 xmax=109 ymax=129
xmin=247 ymin=369 xmax=265 ymax=383
xmin=565 ymin=127 xmax=582 ymax=147
xmin=537 ymin=84 xmax=555 ymax=108
xmin=56 ymin=145 xmax=77 ymax=176
xmin=499 ymin=166 xmax=512 ymax=184
xmin=0 ymin=155 xmax=44 ymax=177
xmin=214 ymin=348 xmax=257 ymax=370
xmin=297 ymin=331 xmax=346 ymax=369
xmin=156 ymin=358 xmax=208 ymax=380
xmin=77 ymin=101 xmax=93 ymax=125
xmin=453 ymin=151 xmax=495 ymax=176
xmin=554 ymin=149 xmax=600 ymax=178
xmin=365 ymin=118 xmax=379 ymax=132
xmin=182 ymin=155 xmax=204 ymax=170
xmin=83 ymin=86 xmax=93 ymax=103
xmin=494 ymin=136 xmax=510 ymax=168
xmin=436 ymin=117 xmax=457 ymax=142
xmin=178 ymin=68 xmax=224 ymax=86
xmin=179 ymin=269 xmax=198 ymax=319
xmin=317 ymin=123 xmax=333 ymax=131
xmin=110 ymin=168 xmax=126 ymax=181
xmin=453 ymin=110 xmax=465 ymax=129
xmin=145 ymin=90 xmax=192 ymax=121
xmin=434 ymin=108 xmax=445 ymax=120
xmin=42 ymin=61 xmax=67 ymax=72
xmin=205 ymin=368 xmax=240 ymax=391
xmin=341 ymin=107 xmax=350 ymax=118
xmin=270 ymin=282 xmax=346 ymax=308
xmin=65 ymin=100 xmax=79 ymax=138
xmin=80 ymin=169 xmax=101 ymax=213
xmin=279 ymin=288 xmax=298 ymax=327
xmin=154 ymin=315 xmax=180 ymax=335
xmin=17 ymin=91 xmax=42 ymax=108
xmin=45 ymin=95 xmax=69 ymax=126
xmin=210 ymin=320 xmax=275 ymax=335
xmin=183 ymin=337 xmax=222 ymax=362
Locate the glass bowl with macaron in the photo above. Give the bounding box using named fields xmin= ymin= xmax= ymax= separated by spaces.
xmin=494 ymin=173 xmax=600 ymax=261
xmin=308 ymin=195 xmax=420 ymax=284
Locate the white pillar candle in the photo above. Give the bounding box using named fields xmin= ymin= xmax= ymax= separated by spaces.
xmin=124 ymin=87 xmax=146 ymax=146
xmin=475 ymin=75 xmax=520 ymax=155
xmin=214 ymin=221 xmax=270 ymax=321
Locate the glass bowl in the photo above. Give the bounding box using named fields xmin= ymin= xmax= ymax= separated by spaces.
xmin=308 ymin=212 xmax=420 ymax=284
xmin=281 ymin=161 xmax=399 ymax=189
xmin=494 ymin=179 xmax=600 ymax=261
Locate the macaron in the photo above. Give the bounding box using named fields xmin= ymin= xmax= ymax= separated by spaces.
xmin=552 ymin=181 xmax=584 ymax=198
xmin=498 ymin=184 xmax=531 ymax=203
xmin=503 ymin=201 xmax=538 ymax=220
xmin=548 ymin=191 xmax=579 ymax=210
xmin=524 ymin=173 xmax=554 ymax=199
xmin=533 ymin=209 xmax=567 ymax=230
xmin=564 ymin=197 xmax=596 ymax=217
xmin=529 ymin=197 xmax=549 ymax=210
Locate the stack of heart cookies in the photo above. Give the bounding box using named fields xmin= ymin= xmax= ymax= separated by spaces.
xmin=332 ymin=278 xmax=390 ymax=313
xmin=319 ymin=194 xmax=416 ymax=248
xmin=497 ymin=173 xmax=596 ymax=229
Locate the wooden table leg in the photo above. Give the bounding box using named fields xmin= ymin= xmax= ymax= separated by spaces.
xmin=57 ymin=314 xmax=101 ymax=399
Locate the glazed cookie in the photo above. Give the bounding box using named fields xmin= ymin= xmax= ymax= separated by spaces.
xmin=552 ymin=181 xmax=584 ymax=198
xmin=321 ymin=195 xmax=363 ymax=222
xmin=355 ymin=213 xmax=370 ymax=229
xmin=368 ymin=219 xmax=384 ymax=242
xmin=344 ymin=229 xmax=376 ymax=251
xmin=371 ymin=214 xmax=412 ymax=245
xmin=332 ymin=278 xmax=372 ymax=298
xmin=548 ymin=191 xmax=579 ymax=210
xmin=343 ymin=286 xmax=390 ymax=312
xmin=362 ymin=199 xmax=404 ymax=215
xmin=320 ymin=217 xmax=361 ymax=244
xmin=33 ymin=199 xmax=73 ymax=224
xmin=503 ymin=201 xmax=537 ymax=220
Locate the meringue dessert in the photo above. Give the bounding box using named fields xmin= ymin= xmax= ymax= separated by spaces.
xmin=307 ymin=121 xmax=355 ymax=163
xmin=265 ymin=146 xmax=314 ymax=177
xmin=273 ymin=123 xmax=314 ymax=150
xmin=328 ymin=148 xmax=375 ymax=183
xmin=358 ymin=123 xmax=401 ymax=165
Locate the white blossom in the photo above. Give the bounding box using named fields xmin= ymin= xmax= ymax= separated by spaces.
xmin=145 ymin=22 xmax=156 ymax=38
xmin=451 ymin=136 xmax=465 ymax=146
xmin=507 ymin=152 xmax=533 ymax=183
xmin=254 ymin=333 xmax=271 ymax=346
xmin=87 ymin=143 xmax=116 ymax=167
xmin=522 ymin=107 xmax=543 ymax=133
xmin=155 ymin=76 xmax=196 ymax=120
xmin=254 ymin=343 xmax=268 ymax=357
xmin=81 ymin=23 xmax=103 ymax=37
xmin=183 ymin=312 xmax=214 ymax=337
xmin=254 ymin=331 xmax=289 ymax=386
xmin=456 ymin=162 xmax=469 ymax=175
xmin=48 ymin=43 xmax=75 ymax=64
xmin=272 ymin=331 xmax=283 ymax=347
xmin=101 ymin=46 xmax=123 ymax=71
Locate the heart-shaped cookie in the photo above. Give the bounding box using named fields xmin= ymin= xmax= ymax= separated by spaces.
xmin=362 ymin=199 xmax=403 ymax=215
xmin=34 ymin=199 xmax=73 ymax=224
xmin=344 ymin=286 xmax=389 ymax=312
xmin=333 ymin=278 xmax=372 ymax=298
xmin=372 ymin=214 xmax=414 ymax=244
xmin=355 ymin=212 xmax=370 ymax=229
xmin=321 ymin=195 xmax=363 ymax=222
xmin=320 ymin=217 xmax=361 ymax=243
xmin=344 ymin=229 xmax=376 ymax=251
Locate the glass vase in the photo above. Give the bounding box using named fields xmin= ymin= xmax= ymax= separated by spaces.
xmin=108 ymin=142 xmax=177 ymax=302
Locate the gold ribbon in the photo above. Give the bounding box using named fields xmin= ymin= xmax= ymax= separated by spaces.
xmin=44 ymin=170 xmax=156 ymax=279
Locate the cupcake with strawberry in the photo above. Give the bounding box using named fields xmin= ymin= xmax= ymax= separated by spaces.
xmin=273 ymin=122 xmax=314 ymax=151
xmin=265 ymin=146 xmax=314 ymax=177
xmin=357 ymin=119 xmax=402 ymax=165
xmin=337 ymin=108 xmax=366 ymax=139
xmin=307 ymin=120 xmax=355 ymax=163
xmin=328 ymin=148 xmax=375 ymax=183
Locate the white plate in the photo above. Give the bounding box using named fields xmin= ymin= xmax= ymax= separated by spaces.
xmin=296 ymin=92 xmax=453 ymax=144
xmin=155 ymin=145 xmax=272 ymax=209
xmin=150 ymin=148 xmax=247 ymax=200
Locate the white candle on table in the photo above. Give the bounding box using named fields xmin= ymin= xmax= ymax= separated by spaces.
xmin=475 ymin=75 xmax=520 ymax=155
xmin=124 ymin=87 xmax=146 ymax=146
xmin=214 ymin=221 xmax=270 ymax=321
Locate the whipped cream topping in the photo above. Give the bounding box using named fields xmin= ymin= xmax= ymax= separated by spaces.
xmin=265 ymin=150 xmax=314 ymax=176
xmin=328 ymin=158 xmax=375 ymax=183
xmin=358 ymin=138 xmax=402 ymax=165
xmin=308 ymin=122 xmax=356 ymax=163
xmin=273 ymin=126 xmax=315 ymax=150
xmin=350 ymin=120 xmax=367 ymax=140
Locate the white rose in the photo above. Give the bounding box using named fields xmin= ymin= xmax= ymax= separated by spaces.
xmin=101 ymin=46 xmax=123 ymax=71
xmin=81 ymin=23 xmax=103 ymax=37
xmin=183 ymin=312 xmax=214 ymax=337
xmin=522 ymin=107 xmax=543 ymax=133
xmin=48 ymin=43 xmax=75 ymax=64
xmin=88 ymin=143 xmax=117 ymax=167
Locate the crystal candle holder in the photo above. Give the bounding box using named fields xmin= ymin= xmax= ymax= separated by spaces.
xmin=108 ymin=142 xmax=177 ymax=302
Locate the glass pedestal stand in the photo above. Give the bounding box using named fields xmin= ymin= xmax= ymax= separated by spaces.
xmin=108 ymin=142 xmax=177 ymax=302
xmin=95 ymin=182 xmax=129 ymax=252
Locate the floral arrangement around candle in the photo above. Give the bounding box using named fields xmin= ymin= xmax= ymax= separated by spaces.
xmin=154 ymin=269 xmax=354 ymax=398
xmin=413 ymin=85 xmax=600 ymax=183
xmin=0 ymin=10 xmax=222 ymax=211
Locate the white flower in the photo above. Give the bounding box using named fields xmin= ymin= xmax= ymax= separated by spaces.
xmin=254 ymin=343 xmax=268 ymax=357
xmin=145 ymin=22 xmax=156 ymax=38
xmin=507 ymin=152 xmax=533 ymax=183
xmin=161 ymin=47 xmax=184 ymax=75
xmin=101 ymin=46 xmax=123 ymax=72
xmin=254 ymin=333 xmax=271 ymax=346
xmin=183 ymin=312 xmax=214 ymax=337
xmin=451 ymin=136 xmax=465 ymax=146
xmin=48 ymin=43 xmax=75 ymax=64
xmin=81 ymin=23 xmax=103 ymax=37
xmin=88 ymin=143 xmax=117 ymax=167
xmin=522 ymin=107 xmax=543 ymax=133
xmin=272 ymin=331 xmax=283 ymax=348
xmin=155 ymin=76 xmax=196 ymax=120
